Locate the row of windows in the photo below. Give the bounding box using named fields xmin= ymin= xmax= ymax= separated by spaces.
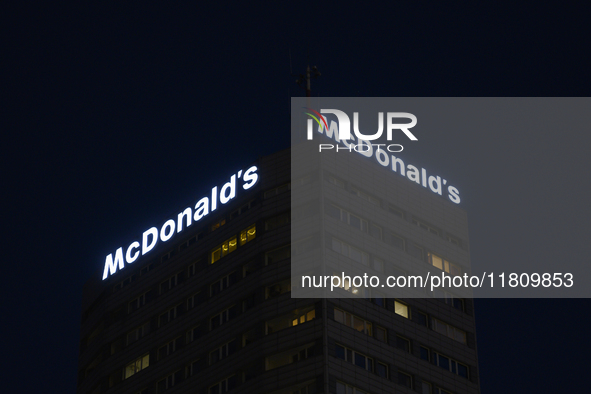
xmin=335 ymin=344 xmax=389 ymax=378
xmin=210 ymin=224 xmax=256 ymax=264
xmin=325 ymin=173 xmax=463 ymax=247
xmin=331 ymin=285 xmax=468 ymax=345
xmin=112 ymin=198 xmax=260 ymax=293
xmin=334 ymin=304 xmax=471 ymax=378
xmin=420 ymin=346 xmax=469 ymax=378
xmin=327 ymin=202 xmax=465 ymax=276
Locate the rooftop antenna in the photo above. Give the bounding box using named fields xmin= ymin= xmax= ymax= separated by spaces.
xmin=294 ymin=61 xmax=321 ymax=110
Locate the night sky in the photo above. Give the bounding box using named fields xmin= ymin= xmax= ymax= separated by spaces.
xmin=3 ymin=2 xmax=590 ymax=393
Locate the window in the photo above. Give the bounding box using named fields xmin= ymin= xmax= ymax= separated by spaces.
xmin=270 ymin=381 xmax=317 ymax=394
xmin=428 ymin=252 xmax=461 ymax=276
xmin=335 ymin=344 xmax=373 ymax=372
xmin=406 ymin=242 xmax=424 ymax=260
xmin=161 ymin=249 xmax=177 ymax=262
xmin=396 ymin=335 xmax=411 ymax=352
xmin=210 ymin=339 xmax=237 ymax=365
xmin=140 ymin=263 xmax=153 ymax=276
xmin=332 ymin=238 xmax=369 ymax=265
xmin=186 ymin=325 xmax=201 ymax=343
xmin=239 ymin=224 xmax=256 ymax=245
xmin=372 ymin=257 xmax=384 ymax=273
xmin=326 ymin=174 xmax=345 ymax=188
xmin=412 ymin=217 xmax=440 ymax=236
xmin=186 ymin=359 xmax=200 ymax=378
xmin=186 ymin=292 xmax=203 ymax=310
xmin=387 ymin=232 xmax=405 ymax=249
xmin=264 ymin=183 xmax=290 ymax=198
xmin=388 ymin=204 xmax=404 ymax=219
xmin=433 ymin=288 xmax=464 ymax=311
xmin=158 ymin=305 xmax=179 ymax=327
xmin=431 ymin=318 xmax=467 ymax=344
xmin=265 ymin=280 xmax=291 ymax=299
xmin=179 ymin=233 xmax=198 ymax=251
xmin=421 ymin=382 xmax=432 ymax=394
xmin=415 ymin=311 xmax=428 ymax=326
xmin=126 ymin=322 xmax=149 ymax=346
xmin=334 ymin=308 xmax=372 ymax=335
xmin=265 ymin=212 xmax=290 ymax=230
xmin=242 ymin=328 xmax=256 ymax=346
xmin=157 ymin=370 xmax=182 ymax=392
xmin=243 ymin=260 xmax=257 ymax=277
xmin=368 ymin=290 xmax=386 ymax=307
xmin=435 ymin=388 xmax=453 ymax=394
xmin=124 ymin=354 xmax=149 ymax=379
xmin=336 ymin=381 xmax=369 ymax=394
xmin=266 ymin=306 xmax=316 ymax=334
xmin=160 ymin=273 xmax=181 ymax=294
xmin=394 ymin=300 xmax=409 ymax=318
xmin=187 ymin=260 xmax=200 ymax=277
xmin=210 ymin=271 xmax=238 ymax=296
xmin=376 ymin=362 xmax=389 ymax=378
xmin=420 ymin=346 xmax=430 ymax=361
xmin=210 ymin=305 xmax=237 ymax=330
xmin=128 ymin=292 xmax=148 ymax=313
xmin=265 ymin=245 xmax=291 ymax=264
xmin=158 ymin=337 xmax=180 ymax=360
xmin=398 ymin=371 xmax=413 ymax=388
xmin=447 ymin=234 xmax=462 ymax=247
xmin=369 ymin=223 xmax=383 ymax=240
xmin=210 ymin=236 xmax=238 ymax=264
xmin=211 ymin=218 xmax=226 ymax=231
xmin=432 ymin=351 xmax=469 ymax=378
xmin=326 ymin=204 xmax=368 ymax=232
xmin=350 ymin=186 xmax=380 ymax=206
xmin=209 ymin=375 xmax=237 ymax=394
xmin=375 ymin=326 xmax=388 ymax=343
xmin=230 ymin=200 xmax=254 ymax=220
xmin=266 ymin=343 xmax=315 ymax=370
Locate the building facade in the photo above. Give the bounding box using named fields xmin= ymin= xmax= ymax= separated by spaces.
xmin=77 ymin=148 xmax=480 ymax=394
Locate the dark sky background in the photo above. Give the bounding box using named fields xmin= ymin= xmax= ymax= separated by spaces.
xmin=3 ymin=2 xmax=590 ymax=393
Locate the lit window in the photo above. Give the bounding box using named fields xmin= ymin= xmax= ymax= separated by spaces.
xmin=428 ymin=252 xmax=461 ymax=276
xmin=239 ymin=224 xmax=256 ymax=245
xmin=124 ymin=354 xmax=149 ymax=379
xmin=210 ymin=236 xmax=237 ymax=264
xmin=266 ymin=306 xmax=316 ymax=334
xmin=395 ymin=301 xmax=409 ymax=318
xmin=211 ymin=219 xmax=226 ymax=231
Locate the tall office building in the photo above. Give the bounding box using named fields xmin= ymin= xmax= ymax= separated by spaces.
xmin=77 ymin=148 xmax=480 ymax=394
